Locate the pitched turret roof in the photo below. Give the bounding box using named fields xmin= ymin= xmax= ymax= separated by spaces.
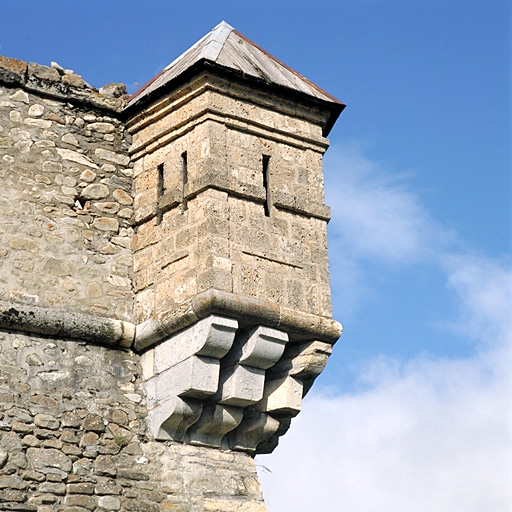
xmin=126 ymin=21 xmax=344 ymax=134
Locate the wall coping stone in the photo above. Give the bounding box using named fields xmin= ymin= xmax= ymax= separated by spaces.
xmin=0 ymin=55 xmax=126 ymax=114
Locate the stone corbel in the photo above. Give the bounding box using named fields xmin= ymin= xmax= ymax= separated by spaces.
xmin=141 ymin=315 xmax=334 ymax=452
xmin=148 ymin=396 xmax=202 ymax=441
xmin=186 ymin=404 xmax=243 ymax=448
xmin=254 ymin=375 xmax=303 ymax=417
xmin=227 ymin=411 xmax=281 ymax=453
xmin=216 ymin=326 xmax=289 ymax=407
xmin=142 ymin=315 xmax=238 ymax=440
xmin=249 ymin=339 xmax=334 ymax=453
xmin=267 ymin=340 xmax=332 ymax=391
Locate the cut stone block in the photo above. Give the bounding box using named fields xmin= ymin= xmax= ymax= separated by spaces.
xmin=148 ymin=396 xmax=202 ymax=441
xmin=233 ymin=325 xmax=289 ymax=370
xmin=151 ymin=315 xmax=238 ymax=376
xmin=255 ymin=375 xmax=303 ymax=417
xmin=217 ymin=364 xmax=266 ymax=407
xmin=145 ymin=355 xmax=220 ymax=406
xmin=187 ymin=404 xmax=243 ymax=448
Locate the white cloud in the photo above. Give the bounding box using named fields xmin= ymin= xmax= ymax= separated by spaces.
xmin=257 ymin=144 xmax=512 ymax=512
xmin=258 ymin=348 xmax=511 ymax=512
xmin=443 ymin=253 xmax=512 ymax=347
xmin=324 ymin=142 xmax=455 ymax=315
xmin=324 ymin=143 xmax=453 ymax=265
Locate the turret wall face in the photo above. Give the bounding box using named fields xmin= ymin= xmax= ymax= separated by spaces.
xmin=129 ymin=75 xmax=333 ymax=324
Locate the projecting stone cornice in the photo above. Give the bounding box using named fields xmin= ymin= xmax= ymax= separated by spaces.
xmin=140 ymin=314 xmax=330 ymax=453
xmin=135 ymin=289 xmax=342 ymax=352
xmin=0 ymin=300 xmax=135 ymax=347
xmin=0 ymin=290 xmax=341 ymax=352
xmin=0 ymin=295 xmax=340 ymax=453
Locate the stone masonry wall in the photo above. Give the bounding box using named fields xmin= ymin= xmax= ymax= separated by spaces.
xmin=0 ymin=57 xmax=271 ymax=512
xmin=0 ymin=53 xmax=340 ymax=511
xmin=129 ymin=73 xmax=333 ymax=325
xmin=0 ymin=330 xmax=266 ymax=511
xmin=0 ymin=57 xmax=133 ymax=321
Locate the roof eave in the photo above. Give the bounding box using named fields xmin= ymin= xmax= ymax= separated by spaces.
xmin=124 ymin=59 xmax=345 ymax=135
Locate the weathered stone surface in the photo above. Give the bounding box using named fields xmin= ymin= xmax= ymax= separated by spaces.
xmin=105 ymin=408 xmax=129 ymax=426
xmin=92 ymin=217 xmax=119 ymax=232
xmin=83 ymin=414 xmax=105 ymax=433
xmin=79 ymin=432 xmax=99 ymax=447
xmin=0 ymin=55 xmax=28 ymax=85
xmin=1 ymin=432 xmax=23 ymax=451
xmin=39 ymin=481 xmax=66 ymax=494
xmin=56 ymin=148 xmax=99 ymax=168
xmin=34 ymin=414 xmax=60 ymax=430
xmin=61 ymin=412 xmax=81 ymax=428
xmin=10 ymin=89 xmax=29 ymax=103
xmin=62 ymin=73 xmax=87 ymax=88
xmin=94 ymin=148 xmax=130 ymax=166
xmin=0 ymin=448 xmax=8 ymax=467
xmin=88 ymin=122 xmax=116 ymax=134
xmin=99 ymin=83 xmax=127 ymax=98
xmin=94 ymin=455 xmax=117 ymax=477
xmin=67 ymin=482 xmax=94 ymax=494
xmin=149 ymin=396 xmax=202 ymax=441
xmin=26 ymin=447 xmax=72 ymax=472
xmin=64 ymin=494 xmax=97 ymax=510
xmin=81 ymin=183 xmax=110 ymax=200
xmin=28 ymin=62 xmax=60 ymax=81
xmin=98 ymin=495 xmax=121 ymax=511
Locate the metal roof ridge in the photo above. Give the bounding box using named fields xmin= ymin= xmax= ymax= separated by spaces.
xmin=127 ymin=22 xmax=234 ymax=105
xmin=163 ymin=21 xmax=233 ymax=71
xmin=126 ymin=21 xmax=344 ymax=125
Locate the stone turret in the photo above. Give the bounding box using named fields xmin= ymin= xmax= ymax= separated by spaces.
xmin=125 ymin=21 xmax=343 ymax=452
xmin=0 ymin=22 xmax=343 ymax=511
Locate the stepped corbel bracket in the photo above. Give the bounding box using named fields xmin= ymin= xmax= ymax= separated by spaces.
xmin=215 ymin=325 xmax=289 ymax=407
xmin=142 ymin=315 xmax=239 ymax=441
xmin=141 ymin=315 xmax=333 ymax=452
xmin=251 ymin=339 xmax=334 ymax=454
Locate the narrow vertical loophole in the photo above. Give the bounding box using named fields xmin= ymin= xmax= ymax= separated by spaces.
xmin=181 ymin=151 xmax=188 ymax=211
xmin=262 ymin=154 xmax=271 ymax=217
xmin=157 ymin=163 xmax=164 ymax=224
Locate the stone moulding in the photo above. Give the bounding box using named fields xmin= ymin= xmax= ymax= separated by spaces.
xmin=135 ymin=288 xmax=343 ymax=352
xmin=0 ymin=300 xmax=135 ymax=347
xmin=0 ymin=289 xmax=341 ymax=352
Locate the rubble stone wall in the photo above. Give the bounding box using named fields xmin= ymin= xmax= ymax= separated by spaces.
xmin=0 ymin=330 xmax=266 ymax=511
xmin=0 ymin=57 xmax=133 ymax=321
xmin=0 ymin=57 xmax=268 ymax=512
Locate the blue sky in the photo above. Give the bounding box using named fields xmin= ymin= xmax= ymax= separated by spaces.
xmin=2 ymin=1 xmax=510 ymax=510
